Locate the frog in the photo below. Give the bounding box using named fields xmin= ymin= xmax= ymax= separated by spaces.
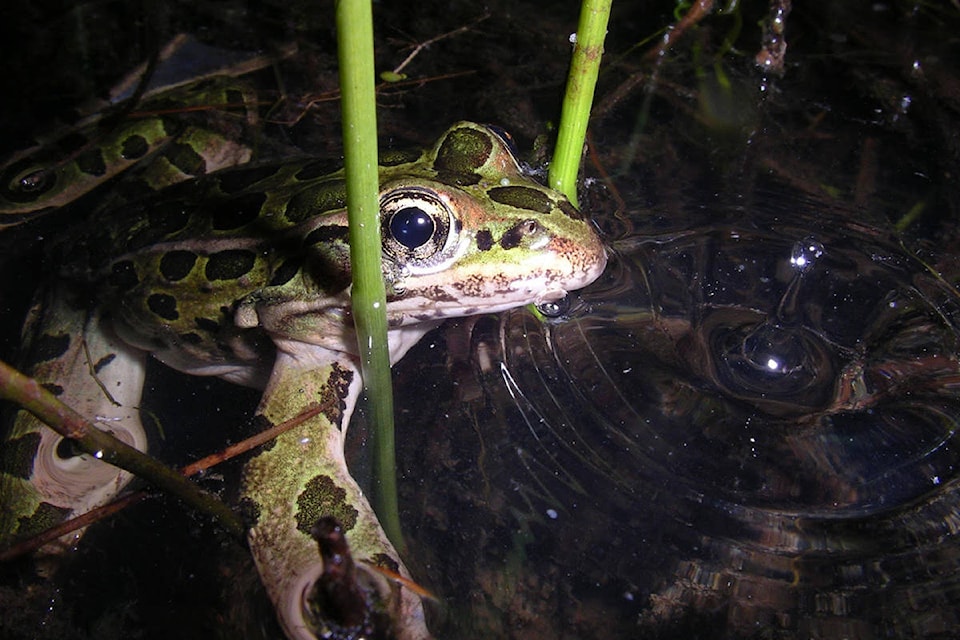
xmin=0 ymin=120 xmax=608 ymax=639
xmin=0 ymin=75 xmax=259 ymax=229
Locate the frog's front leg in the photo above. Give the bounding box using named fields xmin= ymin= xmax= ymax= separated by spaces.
xmin=241 ymin=349 xmax=430 ymax=640
xmin=1 ymin=291 xmax=148 ymax=553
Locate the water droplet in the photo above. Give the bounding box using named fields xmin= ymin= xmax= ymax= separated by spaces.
xmin=536 ymin=296 xmax=571 ymax=318
xmin=789 ymin=236 xmax=824 ymax=271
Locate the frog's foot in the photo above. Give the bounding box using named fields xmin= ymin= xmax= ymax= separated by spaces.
xmin=241 ymin=351 xmax=430 ymax=640
xmin=1 ymin=299 xmax=148 ymax=554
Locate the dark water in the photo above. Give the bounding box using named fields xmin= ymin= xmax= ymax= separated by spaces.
xmin=3 ymin=1 xmax=960 ymax=639
xmin=394 ymin=203 xmax=960 ymax=638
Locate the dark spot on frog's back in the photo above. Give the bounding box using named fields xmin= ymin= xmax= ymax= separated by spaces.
xmin=268 ymin=258 xmax=302 ymax=286
xmin=205 ymin=249 xmax=256 ymax=281
xmin=435 ymin=127 xmax=493 ymax=174
xmin=159 ymin=250 xmax=197 ymax=282
xmin=76 ymin=147 xmax=107 ymax=177
xmin=216 ymin=164 xmax=283 ymax=194
xmin=210 ymin=191 xmax=266 ymax=230
xmin=120 ymin=134 xmax=149 ymax=160
xmin=489 ymin=186 xmax=553 ymax=214
xmin=147 ymin=293 xmax=179 ymax=320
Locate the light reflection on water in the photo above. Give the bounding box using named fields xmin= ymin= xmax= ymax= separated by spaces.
xmin=400 ymin=201 xmax=960 ymax=638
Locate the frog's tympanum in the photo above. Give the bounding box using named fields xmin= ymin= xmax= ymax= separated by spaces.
xmin=0 ymin=121 xmax=607 ymax=639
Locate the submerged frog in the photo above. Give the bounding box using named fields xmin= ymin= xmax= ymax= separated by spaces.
xmin=0 ymin=121 xmax=608 ymax=638
xmin=0 ymin=76 xmax=258 ymax=228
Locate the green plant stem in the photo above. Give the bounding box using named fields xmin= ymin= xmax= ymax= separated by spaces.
xmin=0 ymin=359 xmax=244 ymax=538
xmin=549 ymin=0 xmax=613 ymax=206
xmin=335 ymin=0 xmax=403 ymax=550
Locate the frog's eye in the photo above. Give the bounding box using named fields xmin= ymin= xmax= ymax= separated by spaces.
xmin=2 ymin=160 xmax=56 ymax=202
xmin=484 ymin=124 xmax=519 ymax=157
xmin=380 ymin=187 xmax=456 ymax=268
xmin=389 ymin=206 xmax=434 ymax=250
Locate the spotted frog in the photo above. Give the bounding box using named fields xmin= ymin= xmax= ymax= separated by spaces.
xmin=0 ymin=76 xmax=259 ymax=228
xmin=0 ymin=122 xmax=608 ymax=639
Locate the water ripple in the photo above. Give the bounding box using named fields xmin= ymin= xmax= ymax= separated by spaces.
xmin=482 ymin=214 xmax=960 ymax=636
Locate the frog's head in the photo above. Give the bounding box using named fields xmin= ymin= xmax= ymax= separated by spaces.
xmin=377 ymin=121 xmax=607 ymax=325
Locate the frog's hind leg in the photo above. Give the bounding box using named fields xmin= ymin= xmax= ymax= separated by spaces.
xmin=0 ymin=287 xmax=148 ymax=554
xmin=241 ymin=349 xmax=430 ymax=640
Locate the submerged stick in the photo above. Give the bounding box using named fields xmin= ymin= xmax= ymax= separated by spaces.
xmin=0 ymin=401 xmax=331 ymax=561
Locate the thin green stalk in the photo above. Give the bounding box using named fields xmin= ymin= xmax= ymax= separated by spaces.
xmin=549 ymin=0 xmax=613 ymax=206
xmin=335 ymin=0 xmax=403 ymax=549
xmin=0 ymin=359 xmax=244 ymax=538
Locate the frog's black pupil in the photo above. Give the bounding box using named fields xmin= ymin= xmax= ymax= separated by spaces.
xmin=390 ymin=207 xmax=434 ymax=249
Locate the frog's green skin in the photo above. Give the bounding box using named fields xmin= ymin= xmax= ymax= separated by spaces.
xmin=0 ymin=121 xmax=607 ymax=639
xmin=0 ymin=78 xmax=257 ymax=228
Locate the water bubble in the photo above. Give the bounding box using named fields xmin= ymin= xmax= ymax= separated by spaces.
xmin=536 ymin=295 xmax=571 ymax=318
xmin=789 ymin=236 xmax=824 ymax=271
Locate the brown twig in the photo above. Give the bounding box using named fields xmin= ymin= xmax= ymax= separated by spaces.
xmin=0 ymin=358 xmax=244 ymax=541
xmin=0 ymin=388 xmax=331 ymax=561
xmin=271 ymin=70 xmax=477 ymax=126
xmin=388 ymin=13 xmax=490 ymax=77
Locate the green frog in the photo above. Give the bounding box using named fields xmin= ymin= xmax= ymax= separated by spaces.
xmin=0 ymin=120 xmax=608 ymax=639
xmin=0 ymin=76 xmax=258 ymax=228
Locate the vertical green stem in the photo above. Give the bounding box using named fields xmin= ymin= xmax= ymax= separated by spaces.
xmin=335 ymin=0 xmax=403 ymax=548
xmin=549 ymin=0 xmax=613 ymax=206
